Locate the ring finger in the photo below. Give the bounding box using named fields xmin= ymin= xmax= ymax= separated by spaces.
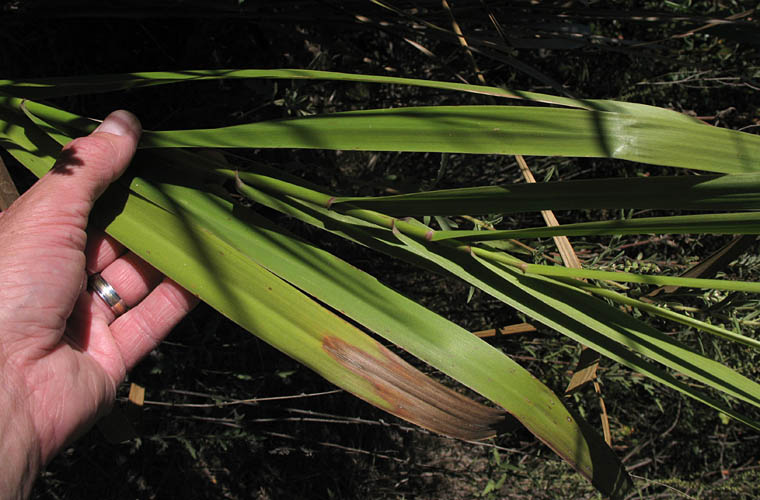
xmin=89 ymin=252 xmax=164 ymax=324
xmin=83 ymin=229 xmax=163 ymax=324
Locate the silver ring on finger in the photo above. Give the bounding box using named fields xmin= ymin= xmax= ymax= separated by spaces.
xmin=88 ymin=272 xmax=129 ymax=317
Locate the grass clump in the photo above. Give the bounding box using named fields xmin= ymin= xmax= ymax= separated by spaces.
xmin=1 ymin=1 xmax=759 ymax=498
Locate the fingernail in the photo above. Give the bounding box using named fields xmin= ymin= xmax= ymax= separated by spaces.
xmin=93 ymin=110 xmax=141 ymax=137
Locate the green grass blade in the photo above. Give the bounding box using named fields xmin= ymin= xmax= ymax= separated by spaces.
xmin=433 ymin=213 xmax=760 ymax=240
xmin=0 ymin=68 xmax=710 ymax=131
xmin=16 ymin=96 xmax=760 ymax=176
xmin=511 ymin=263 xmax=760 ymax=297
xmin=578 ymin=282 xmax=760 ymax=348
xmin=0 ymin=68 xmax=612 ymax=109
xmin=141 ymin=106 xmax=759 ymax=174
xmin=334 ymin=175 xmax=760 ymax=214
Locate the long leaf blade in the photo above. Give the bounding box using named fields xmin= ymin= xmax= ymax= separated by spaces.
xmin=432 ymin=213 xmax=760 ymax=240
xmin=140 ymin=106 xmax=760 ymax=174
xmin=15 ymin=96 xmax=760 ymax=176
xmin=334 ymin=175 xmax=760 ymax=214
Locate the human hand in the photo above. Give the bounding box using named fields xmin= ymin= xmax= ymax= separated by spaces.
xmin=0 ymin=111 xmax=198 ymax=498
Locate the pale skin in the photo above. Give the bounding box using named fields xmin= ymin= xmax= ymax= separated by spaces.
xmin=0 ymin=111 xmax=198 ymax=499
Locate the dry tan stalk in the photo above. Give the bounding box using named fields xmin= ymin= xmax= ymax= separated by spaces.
xmin=515 ymin=155 xmax=608 ymax=444
xmin=472 ymin=323 xmax=537 ymax=338
xmin=442 ymin=0 xmax=487 ymax=86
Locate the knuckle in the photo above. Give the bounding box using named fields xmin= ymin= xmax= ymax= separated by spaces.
xmin=58 ymin=135 xmax=121 ymax=169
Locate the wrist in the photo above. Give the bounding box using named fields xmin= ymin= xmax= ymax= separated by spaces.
xmin=0 ymin=353 xmax=41 ymax=499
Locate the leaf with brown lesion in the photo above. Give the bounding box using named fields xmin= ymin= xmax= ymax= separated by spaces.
xmin=323 ymin=336 xmax=509 ymax=441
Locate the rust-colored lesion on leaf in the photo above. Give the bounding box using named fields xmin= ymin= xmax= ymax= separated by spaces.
xmin=322 ymin=336 xmax=506 ymax=441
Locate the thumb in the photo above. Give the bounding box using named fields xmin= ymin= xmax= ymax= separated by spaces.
xmin=10 ymin=110 xmax=141 ymax=248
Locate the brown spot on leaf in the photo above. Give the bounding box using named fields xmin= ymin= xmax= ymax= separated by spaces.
xmin=322 ymin=336 xmax=506 ymax=441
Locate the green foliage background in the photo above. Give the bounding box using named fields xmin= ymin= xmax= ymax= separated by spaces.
xmin=2 ymin=1 xmax=759 ymax=498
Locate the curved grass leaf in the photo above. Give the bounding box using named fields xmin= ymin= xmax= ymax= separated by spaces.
xmin=14 ymin=86 xmax=760 ymax=176
xmin=0 ymin=68 xmax=621 ymax=109
xmin=140 ymin=106 xmax=760 ymax=175
xmin=0 ymin=68 xmax=711 ymax=131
